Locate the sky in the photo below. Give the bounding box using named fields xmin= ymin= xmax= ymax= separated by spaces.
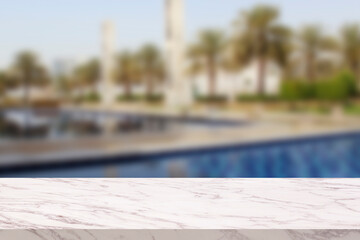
xmin=0 ymin=0 xmax=359 ymax=69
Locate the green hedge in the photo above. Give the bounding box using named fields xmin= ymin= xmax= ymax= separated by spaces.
xmin=237 ymin=94 xmax=280 ymax=102
xmin=196 ymin=95 xmax=228 ymax=103
xmin=316 ymin=71 xmax=357 ymax=101
xmin=117 ymin=94 xmax=143 ymax=102
xmin=280 ymin=70 xmax=357 ymax=102
xmin=280 ymin=80 xmax=315 ymax=101
xmin=117 ymin=94 xmax=164 ymax=103
xmin=145 ymin=94 xmax=164 ymax=103
xmin=74 ymin=92 xmax=101 ymax=103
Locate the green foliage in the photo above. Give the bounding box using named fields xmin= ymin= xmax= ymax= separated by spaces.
xmin=13 ymin=51 xmax=50 ymax=87
xmin=315 ymin=80 xmax=342 ymax=101
xmin=344 ymin=103 xmax=360 ymax=115
xmin=280 ymin=71 xmax=357 ymax=102
xmin=117 ymin=94 xmax=143 ymax=102
xmin=116 ymin=51 xmax=141 ymax=96
xmin=145 ymin=94 xmax=164 ymax=103
xmin=315 ymin=70 xmax=356 ymax=101
xmin=0 ymin=73 xmax=5 ymax=94
xmin=73 ymin=59 xmax=100 ymax=87
xmin=187 ymin=29 xmax=225 ymax=96
xmin=336 ymin=70 xmax=357 ymax=96
xmin=237 ymin=94 xmax=279 ymax=102
xmin=75 ymin=92 xmax=101 ymax=104
xmin=342 ymin=24 xmax=360 ymax=75
xmin=117 ymin=94 xmax=164 ymax=103
xmin=280 ymin=80 xmax=315 ymax=101
xmin=85 ymin=92 xmax=101 ymax=103
xmin=280 ymin=81 xmax=300 ymax=101
xmin=196 ymin=95 xmax=228 ymax=103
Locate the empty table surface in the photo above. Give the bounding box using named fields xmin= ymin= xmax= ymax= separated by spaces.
xmin=0 ymin=179 xmax=359 ymax=229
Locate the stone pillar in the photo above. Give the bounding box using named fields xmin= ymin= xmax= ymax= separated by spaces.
xmin=101 ymin=21 xmax=118 ymax=134
xmin=101 ymin=21 xmax=116 ymax=108
xmin=165 ymin=0 xmax=192 ymax=109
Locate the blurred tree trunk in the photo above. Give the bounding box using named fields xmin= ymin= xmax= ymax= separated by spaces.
xmin=306 ymin=52 xmax=316 ymax=82
xmin=125 ymin=80 xmax=132 ymax=98
xmin=146 ymin=75 xmax=154 ymax=97
xmin=258 ymin=57 xmax=267 ymax=96
xmin=208 ymin=58 xmax=216 ymax=97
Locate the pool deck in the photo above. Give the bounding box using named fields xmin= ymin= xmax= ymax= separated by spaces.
xmin=1 ymin=105 xmax=360 ymax=166
xmin=0 ymin=178 xmax=359 ymax=229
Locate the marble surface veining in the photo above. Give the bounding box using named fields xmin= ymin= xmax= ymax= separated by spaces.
xmin=0 ymin=230 xmax=360 ymax=240
xmin=0 ymin=179 xmax=359 ymax=229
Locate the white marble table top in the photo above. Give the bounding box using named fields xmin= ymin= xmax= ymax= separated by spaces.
xmin=1 ymin=230 xmax=360 ymax=240
xmin=0 ymin=179 xmax=359 ymax=229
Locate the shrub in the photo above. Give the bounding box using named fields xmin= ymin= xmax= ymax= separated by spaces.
xmin=280 ymin=80 xmax=302 ymax=101
xmin=281 ymin=71 xmax=357 ymax=102
xmin=280 ymin=80 xmax=315 ymax=101
xmin=196 ymin=95 xmax=228 ymax=103
xmin=301 ymin=82 xmax=317 ymax=99
xmin=316 ymin=71 xmax=356 ymax=102
xmin=75 ymin=92 xmax=101 ymax=104
xmin=117 ymin=94 xmax=143 ymax=102
xmin=84 ymin=91 xmax=101 ymax=103
xmin=145 ymin=94 xmax=164 ymax=103
xmin=117 ymin=94 xmax=164 ymax=103
xmin=237 ymin=94 xmax=279 ymax=102
xmin=335 ymin=70 xmax=357 ymax=97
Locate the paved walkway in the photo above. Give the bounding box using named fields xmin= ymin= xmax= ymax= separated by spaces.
xmin=1 ymin=105 xmax=360 ymax=166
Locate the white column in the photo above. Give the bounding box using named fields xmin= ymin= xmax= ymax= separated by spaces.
xmin=165 ymin=0 xmax=192 ymax=108
xmin=101 ymin=21 xmax=116 ymax=107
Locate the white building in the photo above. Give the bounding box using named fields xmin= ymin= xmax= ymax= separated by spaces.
xmin=191 ymin=60 xmax=283 ymax=99
xmin=100 ymin=60 xmax=282 ymax=101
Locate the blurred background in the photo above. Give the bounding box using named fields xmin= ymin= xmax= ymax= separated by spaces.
xmin=1 ymin=0 xmax=360 ymax=177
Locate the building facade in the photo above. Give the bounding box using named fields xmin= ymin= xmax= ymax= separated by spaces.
xmin=191 ymin=60 xmax=283 ymax=99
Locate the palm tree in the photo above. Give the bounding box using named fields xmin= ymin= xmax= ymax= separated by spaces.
xmin=12 ymin=51 xmax=49 ymax=108
xmin=298 ymin=25 xmax=338 ymax=82
xmin=233 ymin=5 xmax=292 ymax=95
xmin=0 ymin=71 xmax=7 ymax=96
xmin=55 ymin=74 xmax=72 ymax=102
xmin=137 ymin=44 xmax=165 ymax=97
xmin=115 ymin=51 xmax=140 ymax=98
xmin=341 ymin=24 xmax=360 ymax=87
xmin=73 ymin=59 xmax=100 ymax=92
xmin=224 ymin=36 xmax=251 ymax=74
xmin=187 ymin=29 xmax=225 ymax=97
xmin=10 ymin=51 xmax=49 ymax=137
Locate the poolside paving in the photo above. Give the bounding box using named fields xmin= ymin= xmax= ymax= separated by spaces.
xmin=1 ymin=105 xmax=360 ymax=166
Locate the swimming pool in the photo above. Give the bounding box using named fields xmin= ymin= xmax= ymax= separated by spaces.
xmin=1 ymin=131 xmax=360 ymax=177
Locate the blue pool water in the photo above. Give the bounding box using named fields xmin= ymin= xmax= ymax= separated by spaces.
xmin=1 ymin=131 xmax=360 ymax=178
